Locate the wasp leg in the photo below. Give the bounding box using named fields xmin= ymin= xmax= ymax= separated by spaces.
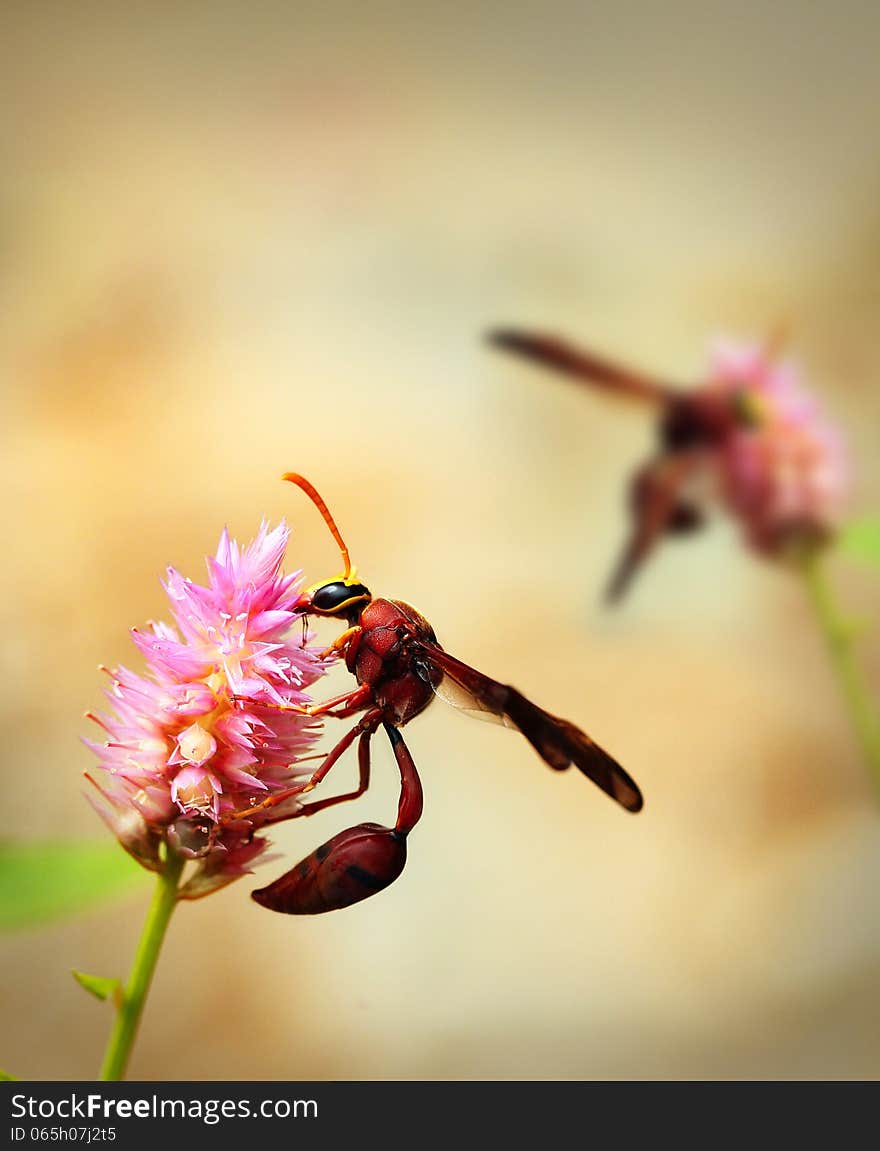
xmin=299 ymin=708 xmax=383 ymax=795
xmin=318 ymin=625 xmax=363 ymax=662
xmin=300 ymin=684 xmax=372 ymax=718
xmin=321 ymin=686 xmax=374 ymax=719
xmin=251 ymin=720 xmax=421 ymax=914
xmin=224 ymin=708 xmax=382 ymax=823
xmin=293 ymin=726 xmax=374 ymax=819
xmin=232 ymin=684 xmax=371 ymax=718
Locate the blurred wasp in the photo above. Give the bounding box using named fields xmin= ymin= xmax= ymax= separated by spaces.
xmin=488 ymin=328 xmax=768 ymax=601
xmin=231 ymin=473 xmax=643 ymax=915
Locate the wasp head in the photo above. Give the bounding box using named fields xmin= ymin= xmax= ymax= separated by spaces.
xmin=282 ymin=472 xmax=372 ymax=623
xmin=306 ymin=578 xmax=372 ymax=623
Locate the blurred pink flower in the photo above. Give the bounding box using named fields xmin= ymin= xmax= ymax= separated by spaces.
xmin=85 ymin=521 xmax=327 ymax=898
xmin=707 ymin=339 xmax=849 ymax=556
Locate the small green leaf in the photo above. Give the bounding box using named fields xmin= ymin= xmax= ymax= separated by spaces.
xmin=0 ymin=841 xmax=147 ymax=932
xmin=72 ymin=970 xmax=123 ymax=1005
xmin=838 ymin=517 xmax=880 ymax=566
xmin=0 ymin=1069 xmax=18 ymax=1081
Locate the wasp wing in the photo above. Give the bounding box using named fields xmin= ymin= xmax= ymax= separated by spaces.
xmin=429 ymin=665 xmax=514 ymax=729
xmin=415 ymin=643 xmax=643 ymax=813
xmin=488 ymin=329 xmax=679 ymax=405
xmin=606 ymin=449 xmax=706 ymax=603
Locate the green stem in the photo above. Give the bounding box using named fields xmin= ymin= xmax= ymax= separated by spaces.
xmin=99 ymin=850 xmax=184 ymax=1081
xmin=801 ymin=552 xmax=880 ymax=790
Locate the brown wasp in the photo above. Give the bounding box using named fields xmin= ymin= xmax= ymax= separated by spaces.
xmin=488 ymin=328 xmax=758 ymax=601
xmin=231 ymin=473 xmax=643 ymax=915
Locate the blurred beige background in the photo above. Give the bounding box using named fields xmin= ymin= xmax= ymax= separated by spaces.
xmin=2 ymin=1 xmax=880 ymax=1080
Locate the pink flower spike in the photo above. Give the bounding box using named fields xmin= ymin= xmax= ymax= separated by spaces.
xmin=86 ymin=520 xmax=331 ymax=892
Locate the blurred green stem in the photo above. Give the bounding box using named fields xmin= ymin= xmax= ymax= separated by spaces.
xmin=801 ymin=552 xmax=880 ymax=789
xmin=99 ymin=850 xmax=184 ymax=1081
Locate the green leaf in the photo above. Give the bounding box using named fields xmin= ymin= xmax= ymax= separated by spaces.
xmin=838 ymin=517 xmax=880 ymax=566
xmin=0 ymin=1069 xmax=18 ymax=1081
xmin=72 ymin=970 xmax=123 ymax=1004
xmin=0 ymin=841 xmax=147 ymax=932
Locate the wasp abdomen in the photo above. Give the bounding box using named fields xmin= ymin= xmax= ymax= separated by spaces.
xmin=251 ymin=822 xmax=408 ymax=915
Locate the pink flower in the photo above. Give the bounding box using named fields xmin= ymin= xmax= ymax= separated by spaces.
xmin=85 ymin=521 xmax=328 ymax=898
xmin=706 ymin=339 xmax=849 ymax=556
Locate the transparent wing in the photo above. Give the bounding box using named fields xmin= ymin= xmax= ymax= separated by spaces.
xmin=430 ymin=666 xmax=515 ymax=729
xmin=414 ymin=641 xmax=643 ymax=812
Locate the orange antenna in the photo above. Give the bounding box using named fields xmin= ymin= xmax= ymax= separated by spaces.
xmin=282 ymin=473 xmax=353 ymax=579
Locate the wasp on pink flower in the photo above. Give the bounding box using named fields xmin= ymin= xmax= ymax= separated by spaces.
xmin=489 ymin=327 xmax=849 ymax=599
xmin=87 ymin=477 xmax=642 ymax=926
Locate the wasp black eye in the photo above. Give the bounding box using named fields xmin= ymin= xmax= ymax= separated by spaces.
xmin=310 ymin=581 xmax=372 ymax=615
